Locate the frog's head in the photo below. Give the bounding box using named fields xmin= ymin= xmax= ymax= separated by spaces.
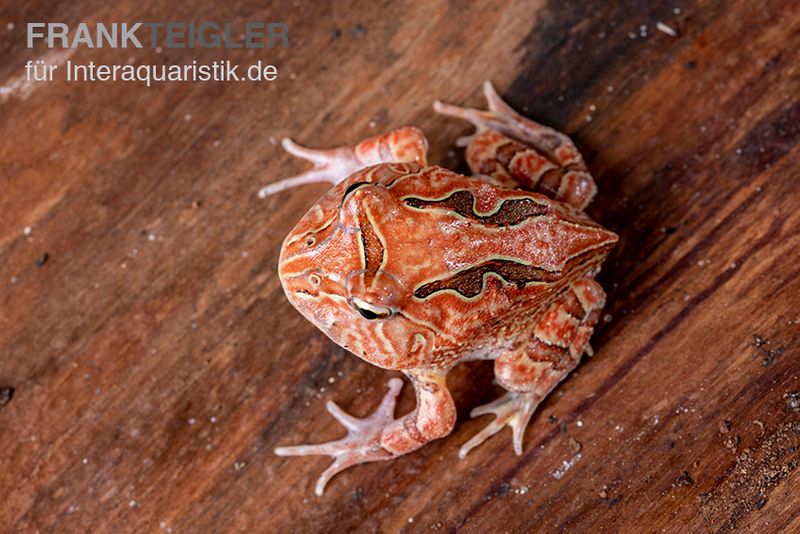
xmin=278 ymin=164 xmax=432 ymax=370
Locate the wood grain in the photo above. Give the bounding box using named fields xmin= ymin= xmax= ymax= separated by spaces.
xmin=1 ymin=0 xmax=799 ymax=531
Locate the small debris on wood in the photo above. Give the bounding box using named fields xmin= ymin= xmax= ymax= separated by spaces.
xmin=674 ymin=471 xmax=694 ymax=487
xmin=661 ymin=226 xmax=678 ymax=234
xmin=753 ymin=493 xmax=767 ymax=510
xmin=548 ymin=414 xmax=557 ymax=424
xmin=598 ymin=485 xmax=609 ymax=499
xmin=482 ymin=482 xmax=515 ymax=501
xmin=0 ymin=387 xmax=13 ymax=407
xmin=552 ymin=452 xmax=582 ymax=480
xmin=559 ymin=421 xmax=568 ymax=433
xmin=724 ymin=434 xmax=741 ymax=453
xmin=569 ymin=437 xmax=582 ymax=454
xmin=656 ymin=21 xmax=679 ymax=37
xmin=753 ymin=420 xmax=765 ymax=435
xmin=350 ymin=24 xmax=366 ymax=37
xmin=686 ymin=59 xmax=697 ymax=70
xmin=718 ymin=420 xmax=731 ymax=434
xmin=760 ymin=346 xmax=783 ymax=367
xmin=36 ymin=252 xmax=49 ymax=267
xmin=785 ymin=391 xmax=800 ymax=412
xmin=332 ymin=29 xmax=342 ymax=39
xmin=351 ymin=487 xmax=364 ymax=503
xmin=751 ymin=334 xmax=784 ymax=366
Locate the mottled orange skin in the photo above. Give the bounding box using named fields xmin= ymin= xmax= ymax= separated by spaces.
xmin=270 ymin=82 xmax=618 ymax=495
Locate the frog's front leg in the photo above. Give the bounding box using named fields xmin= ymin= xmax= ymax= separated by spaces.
xmin=274 ymin=369 xmax=455 ymax=495
xmin=459 ymin=277 xmax=605 ymax=458
xmin=434 ymin=81 xmax=596 ymax=210
xmin=258 ymin=126 xmax=428 ymax=197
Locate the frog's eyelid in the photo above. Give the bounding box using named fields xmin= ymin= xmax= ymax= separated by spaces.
xmin=356 ymin=307 xmax=387 ymax=320
xmin=350 ymin=297 xmax=393 ymax=321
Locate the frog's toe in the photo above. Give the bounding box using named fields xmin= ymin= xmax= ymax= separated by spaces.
xmin=432 ymin=99 xmax=495 ymax=147
xmin=257 ymin=138 xmax=360 ymax=198
xmin=274 ymin=378 xmax=404 ymax=495
xmin=433 ymin=80 xmax=516 ymax=147
xmin=459 ymin=391 xmax=540 ymax=459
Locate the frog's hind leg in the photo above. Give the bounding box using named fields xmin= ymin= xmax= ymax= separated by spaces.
xmin=434 ymin=81 xmax=596 ymax=210
xmin=258 ymin=126 xmax=429 ymax=198
xmin=459 ymin=277 xmax=606 ymax=458
xmin=434 ymin=81 xmax=584 ymax=167
xmin=275 ymin=370 xmax=456 ymax=495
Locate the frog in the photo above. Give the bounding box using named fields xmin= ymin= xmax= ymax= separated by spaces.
xmin=264 ymin=81 xmax=618 ymax=496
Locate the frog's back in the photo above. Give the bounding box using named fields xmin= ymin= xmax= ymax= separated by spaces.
xmin=341 ymin=163 xmax=617 ymax=341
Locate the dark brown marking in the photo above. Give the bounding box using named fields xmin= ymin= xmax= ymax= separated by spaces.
xmin=414 ymin=259 xmax=561 ymax=299
xmin=736 ymin=100 xmax=800 ymax=171
xmin=404 ymin=190 xmax=549 ymax=227
xmin=560 ymin=288 xmax=585 ymax=318
xmin=526 ymin=338 xmax=570 ymax=368
xmin=414 ymin=243 xmax=614 ymax=300
xmin=358 ymin=210 xmax=384 ymax=276
xmin=536 ymin=168 xmax=563 ymax=197
xmin=495 ymin=140 xmax=526 ymax=167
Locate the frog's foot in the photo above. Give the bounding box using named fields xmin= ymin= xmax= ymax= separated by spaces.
xmin=258 ymin=138 xmax=362 ymax=198
xmin=434 ymin=80 xmax=585 ymax=169
xmin=458 ymin=390 xmax=541 ymax=459
xmin=259 ymin=127 xmax=430 ymax=198
xmin=274 ymin=378 xmax=403 ymax=496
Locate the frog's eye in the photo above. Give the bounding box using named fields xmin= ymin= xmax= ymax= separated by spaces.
xmin=350 ymin=297 xmax=393 ymax=321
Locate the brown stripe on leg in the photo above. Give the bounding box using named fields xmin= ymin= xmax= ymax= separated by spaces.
xmin=464 ymin=131 xmax=596 ymax=210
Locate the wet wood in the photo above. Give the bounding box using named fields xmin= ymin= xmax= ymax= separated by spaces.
xmin=1 ymin=1 xmax=799 ymax=531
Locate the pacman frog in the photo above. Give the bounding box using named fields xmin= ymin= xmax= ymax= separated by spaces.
xmin=263 ymin=82 xmax=618 ymax=495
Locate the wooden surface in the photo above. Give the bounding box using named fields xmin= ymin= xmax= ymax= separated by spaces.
xmin=1 ymin=1 xmax=799 ymax=532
